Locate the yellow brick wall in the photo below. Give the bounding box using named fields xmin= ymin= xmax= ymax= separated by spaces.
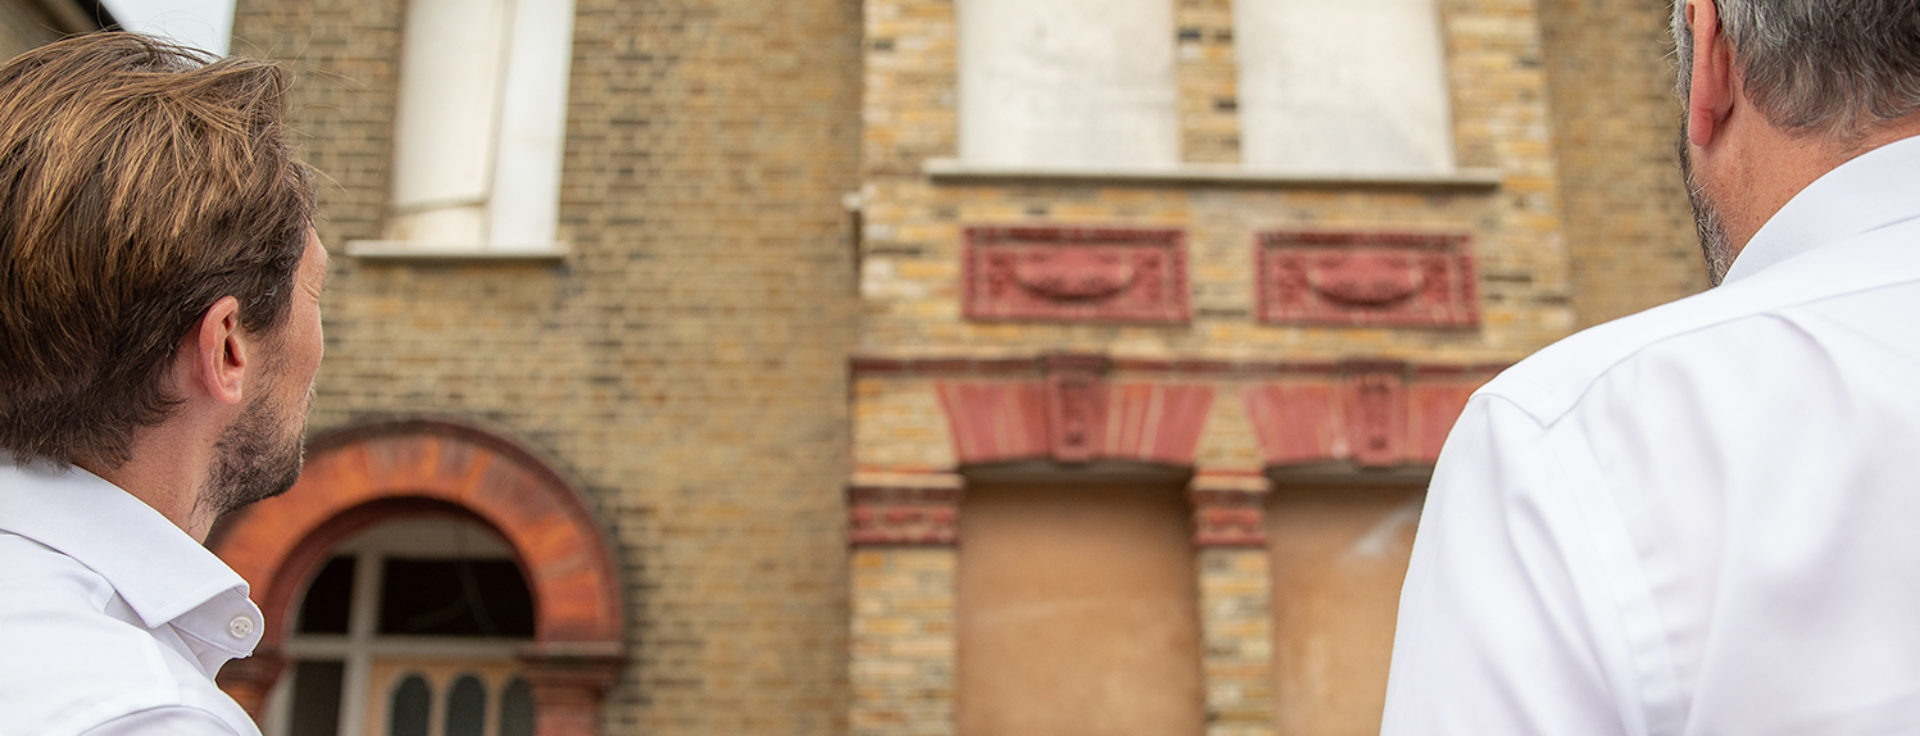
xmin=1176 ymin=0 xmax=1238 ymax=164
xmin=0 ymin=2 xmax=73 ymax=59
xmin=859 ymin=0 xmax=1576 ymax=366
xmin=849 ymin=0 xmax=1703 ymax=733
xmin=221 ymin=0 xmax=1704 ymax=731
xmin=1539 ymin=0 xmax=1708 ymax=326
xmin=232 ymin=0 xmax=862 ymax=733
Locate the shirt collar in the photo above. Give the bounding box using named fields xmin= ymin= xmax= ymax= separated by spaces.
xmin=1723 ymin=134 xmax=1920 ymax=284
xmin=0 ymin=461 xmax=259 ymax=652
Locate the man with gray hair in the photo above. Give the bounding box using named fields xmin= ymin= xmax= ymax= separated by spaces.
xmin=1381 ymin=1 xmax=1920 ymax=733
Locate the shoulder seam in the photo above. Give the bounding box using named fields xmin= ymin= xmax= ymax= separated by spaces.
xmin=79 ymin=704 xmax=245 ymax=735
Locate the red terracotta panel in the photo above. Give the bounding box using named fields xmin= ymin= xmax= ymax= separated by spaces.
xmin=1408 ymin=381 xmax=1483 ymax=463
xmin=937 ymin=381 xmax=1051 ymax=464
xmin=963 ymin=225 xmax=1190 ymax=324
xmin=1256 ymin=230 xmax=1479 ymax=328
xmin=1245 ymin=382 xmax=1341 ymax=467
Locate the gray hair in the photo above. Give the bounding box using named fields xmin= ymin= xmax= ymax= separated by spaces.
xmin=1674 ymin=0 xmax=1920 ymax=138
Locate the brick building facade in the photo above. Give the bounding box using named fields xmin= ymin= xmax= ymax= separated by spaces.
xmin=204 ymin=0 xmax=1703 ymax=734
xmin=0 ymin=0 xmax=110 ymax=59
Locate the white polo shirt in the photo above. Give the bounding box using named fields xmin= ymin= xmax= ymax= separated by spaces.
xmin=0 ymin=462 xmax=264 ymax=736
xmin=1382 ymin=134 xmax=1920 ymax=735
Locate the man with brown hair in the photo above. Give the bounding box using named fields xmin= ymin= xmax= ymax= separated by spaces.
xmin=0 ymin=33 xmax=325 ymax=735
xmin=1384 ymin=0 xmax=1920 ymax=733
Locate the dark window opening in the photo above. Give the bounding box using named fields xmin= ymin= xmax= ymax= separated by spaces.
xmin=295 ymin=556 xmax=355 ymax=635
xmin=377 ymin=558 xmax=535 ymax=637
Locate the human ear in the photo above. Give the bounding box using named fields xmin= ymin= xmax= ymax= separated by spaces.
xmin=182 ymin=296 xmax=248 ymax=405
xmin=1686 ymin=0 xmax=1735 ymax=147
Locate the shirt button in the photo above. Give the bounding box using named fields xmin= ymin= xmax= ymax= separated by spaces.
xmin=228 ymin=616 xmax=255 ymax=639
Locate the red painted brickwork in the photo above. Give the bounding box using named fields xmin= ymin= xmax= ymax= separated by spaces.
xmin=847 ymin=482 xmax=964 ymax=547
xmin=963 ymin=225 xmax=1190 ymax=324
xmin=936 ymin=358 xmax=1215 ymax=467
xmin=1256 ymin=231 xmax=1479 ymax=328
xmin=1244 ymin=366 xmax=1492 ymax=469
xmin=1190 ymin=489 xmax=1269 ymax=549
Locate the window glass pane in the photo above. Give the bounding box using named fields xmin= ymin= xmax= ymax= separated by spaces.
xmin=445 ymin=675 xmax=488 ymax=736
xmin=501 ymin=677 xmax=536 ymax=736
xmin=295 ymin=556 xmax=354 ymax=635
xmin=377 ymin=558 xmax=536 ymax=637
xmin=286 ymin=660 xmax=344 ymax=736
xmin=388 ymin=675 xmax=431 ymax=736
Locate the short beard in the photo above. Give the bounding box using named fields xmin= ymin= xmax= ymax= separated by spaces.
xmin=199 ymin=385 xmax=308 ymax=521
xmin=1678 ymin=129 xmax=1737 ymax=287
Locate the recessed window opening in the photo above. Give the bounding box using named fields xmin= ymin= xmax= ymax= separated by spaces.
xmin=264 ymin=516 xmax=537 ymax=736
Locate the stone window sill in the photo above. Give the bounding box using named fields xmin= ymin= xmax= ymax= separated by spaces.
xmin=344 ymin=241 xmax=569 ymax=262
xmin=922 ymin=158 xmax=1503 ymax=190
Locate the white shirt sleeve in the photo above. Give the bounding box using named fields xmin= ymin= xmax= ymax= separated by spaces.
xmin=79 ymin=707 xmax=249 ymax=736
xmin=1380 ymin=394 xmax=1644 ymax=735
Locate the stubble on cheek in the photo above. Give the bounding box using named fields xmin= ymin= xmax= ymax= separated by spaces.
xmin=1678 ymin=131 xmax=1737 ymax=287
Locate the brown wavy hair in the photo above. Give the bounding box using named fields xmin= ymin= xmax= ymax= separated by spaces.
xmin=0 ymin=32 xmax=315 ymax=467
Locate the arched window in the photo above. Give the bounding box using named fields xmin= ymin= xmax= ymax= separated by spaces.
xmin=263 ymin=517 xmax=538 ymax=736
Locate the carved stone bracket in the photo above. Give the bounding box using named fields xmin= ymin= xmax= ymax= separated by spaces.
xmin=1257 ymin=230 xmax=1478 ymax=327
xmin=1043 ymin=354 xmax=1110 ymax=462
xmin=848 ymin=472 xmax=966 ymax=547
xmin=1344 ymin=363 xmax=1407 ymax=467
xmin=964 ymin=225 xmax=1189 ymax=323
xmin=1189 ymin=472 xmax=1271 ymax=548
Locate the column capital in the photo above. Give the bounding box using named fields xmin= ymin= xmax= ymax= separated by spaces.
xmin=1188 ymin=470 xmax=1270 ymax=548
xmin=848 ymin=471 xmax=966 ymax=547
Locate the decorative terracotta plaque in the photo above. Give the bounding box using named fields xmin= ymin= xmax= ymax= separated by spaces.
xmin=1256 ymin=231 xmax=1478 ymax=327
xmin=963 ymin=226 xmax=1189 ymax=323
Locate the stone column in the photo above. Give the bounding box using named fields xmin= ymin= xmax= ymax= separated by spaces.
xmin=848 ymin=471 xmax=963 ymax=736
xmin=1190 ymin=471 xmax=1275 ymax=736
xmin=518 ymin=643 xmax=624 ymax=736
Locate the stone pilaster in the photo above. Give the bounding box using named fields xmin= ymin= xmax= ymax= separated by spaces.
xmin=849 ymin=472 xmax=963 ymax=736
xmin=1191 ymin=471 xmax=1274 ymax=736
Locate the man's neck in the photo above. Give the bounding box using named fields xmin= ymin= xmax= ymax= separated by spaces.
xmin=1725 ymin=114 xmax=1920 ymax=255
xmin=75 ymin=431 xmax=218 ymax=542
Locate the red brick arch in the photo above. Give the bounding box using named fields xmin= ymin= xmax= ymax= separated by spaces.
xmin=209 ymin=418 xmax=624 ymax=731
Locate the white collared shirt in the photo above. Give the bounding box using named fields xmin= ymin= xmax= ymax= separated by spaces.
xmin=0 ymin=462 xmax=264 ymax=736
xmin=1383 ymin=134 xmax=1920 ymax=736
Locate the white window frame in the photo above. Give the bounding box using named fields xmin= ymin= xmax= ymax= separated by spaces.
xmin=346 ymin=0 xmax=576 ymax=260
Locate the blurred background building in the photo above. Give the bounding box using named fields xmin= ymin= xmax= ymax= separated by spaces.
xmin=0 ymin=0 xmax=110 ymax=54
xmin=13 ymin=0 xmax=1708 ymax=734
